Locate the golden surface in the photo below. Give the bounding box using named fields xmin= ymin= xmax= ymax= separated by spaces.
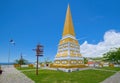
xmin=59 ymin=38 xmax=78 ymax=45
xmin=62 ymin=4 xmax=75 ymax=37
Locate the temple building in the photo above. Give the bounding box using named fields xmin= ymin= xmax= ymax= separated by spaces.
xmin=53 ymin=4 xmax=84 ymax=68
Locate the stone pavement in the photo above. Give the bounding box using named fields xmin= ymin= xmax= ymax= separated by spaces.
xmin=0 ymin=65 xmax=35 ymax=83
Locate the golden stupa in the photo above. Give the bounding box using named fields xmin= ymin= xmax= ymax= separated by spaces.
xmin=53 ymin=4 xmax=84 ymax=68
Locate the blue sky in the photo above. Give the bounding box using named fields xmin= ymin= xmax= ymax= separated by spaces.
xmin=0 ymin=0 xmax=120 ymax=63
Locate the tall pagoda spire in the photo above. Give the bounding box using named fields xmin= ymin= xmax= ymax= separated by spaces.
xmin=53 ymin=4 xmax=84 ymax=69
xmin=62 ymin=4 xmax=75 ymax=37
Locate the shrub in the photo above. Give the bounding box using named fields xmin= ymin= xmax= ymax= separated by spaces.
xmin=28 ymin=64 xmax=34 ymax=68
xmin=14 ymin=64 xmax=20 ymax=67
xmin=109 ymin=64 xmax=114 ymax=67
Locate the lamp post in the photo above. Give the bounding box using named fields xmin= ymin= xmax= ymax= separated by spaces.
xmin=33 ymin=44 xmax=43 ymax=75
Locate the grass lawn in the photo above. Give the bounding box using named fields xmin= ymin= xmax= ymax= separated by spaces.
xmin=17 ymin=68 xmax=115 ymax=83
xmin=17 ymin=67 xmax=36 ymax=70
xmin=97 ymin=67 xmax=120 ymax=71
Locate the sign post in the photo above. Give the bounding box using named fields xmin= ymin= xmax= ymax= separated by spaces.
xmin=33 ymin=44 xmax=43 ymax=75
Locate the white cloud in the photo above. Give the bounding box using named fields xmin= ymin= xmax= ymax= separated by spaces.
xmin=80 ymin=30 xmax=120 ymax=57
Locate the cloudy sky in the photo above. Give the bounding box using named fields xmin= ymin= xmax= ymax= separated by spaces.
xmin=0 ymin=0 xmax=120 ymax=62
xmin=80 ymin=30 xmax=120 ymax=57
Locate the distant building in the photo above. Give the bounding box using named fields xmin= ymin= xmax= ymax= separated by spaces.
xmin=53 ymin=4 xmax=84 ymax=68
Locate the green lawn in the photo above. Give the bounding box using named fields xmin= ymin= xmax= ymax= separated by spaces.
xmin=17 ymin=67 xmax=36 ymax=70
xmin=98 ymin=67 xmax=120 ymax=71
xmin=18 ymin=68 xmax=115 ymax=83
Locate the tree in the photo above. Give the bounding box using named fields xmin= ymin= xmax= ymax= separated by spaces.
xmin=84 ymin=57 xmax=88 ymax=64
xmin=103 ymin=47 xmax=120 ymax=64
xmin=14 ymin=57 xmax=28 ymax=65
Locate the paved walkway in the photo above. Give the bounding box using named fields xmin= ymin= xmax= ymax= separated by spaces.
xmin=0 ymin=65 xmax=35 ymax=83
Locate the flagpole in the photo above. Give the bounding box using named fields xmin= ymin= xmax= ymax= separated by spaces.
xmin=8 ymin=42 xmax=10 ymax=67
xmin=8 ymin=39 xmax=15 ymax=67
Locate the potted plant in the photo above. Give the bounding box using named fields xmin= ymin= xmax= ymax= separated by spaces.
xmin=0 ymin=65 xmax=2 ymax=74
